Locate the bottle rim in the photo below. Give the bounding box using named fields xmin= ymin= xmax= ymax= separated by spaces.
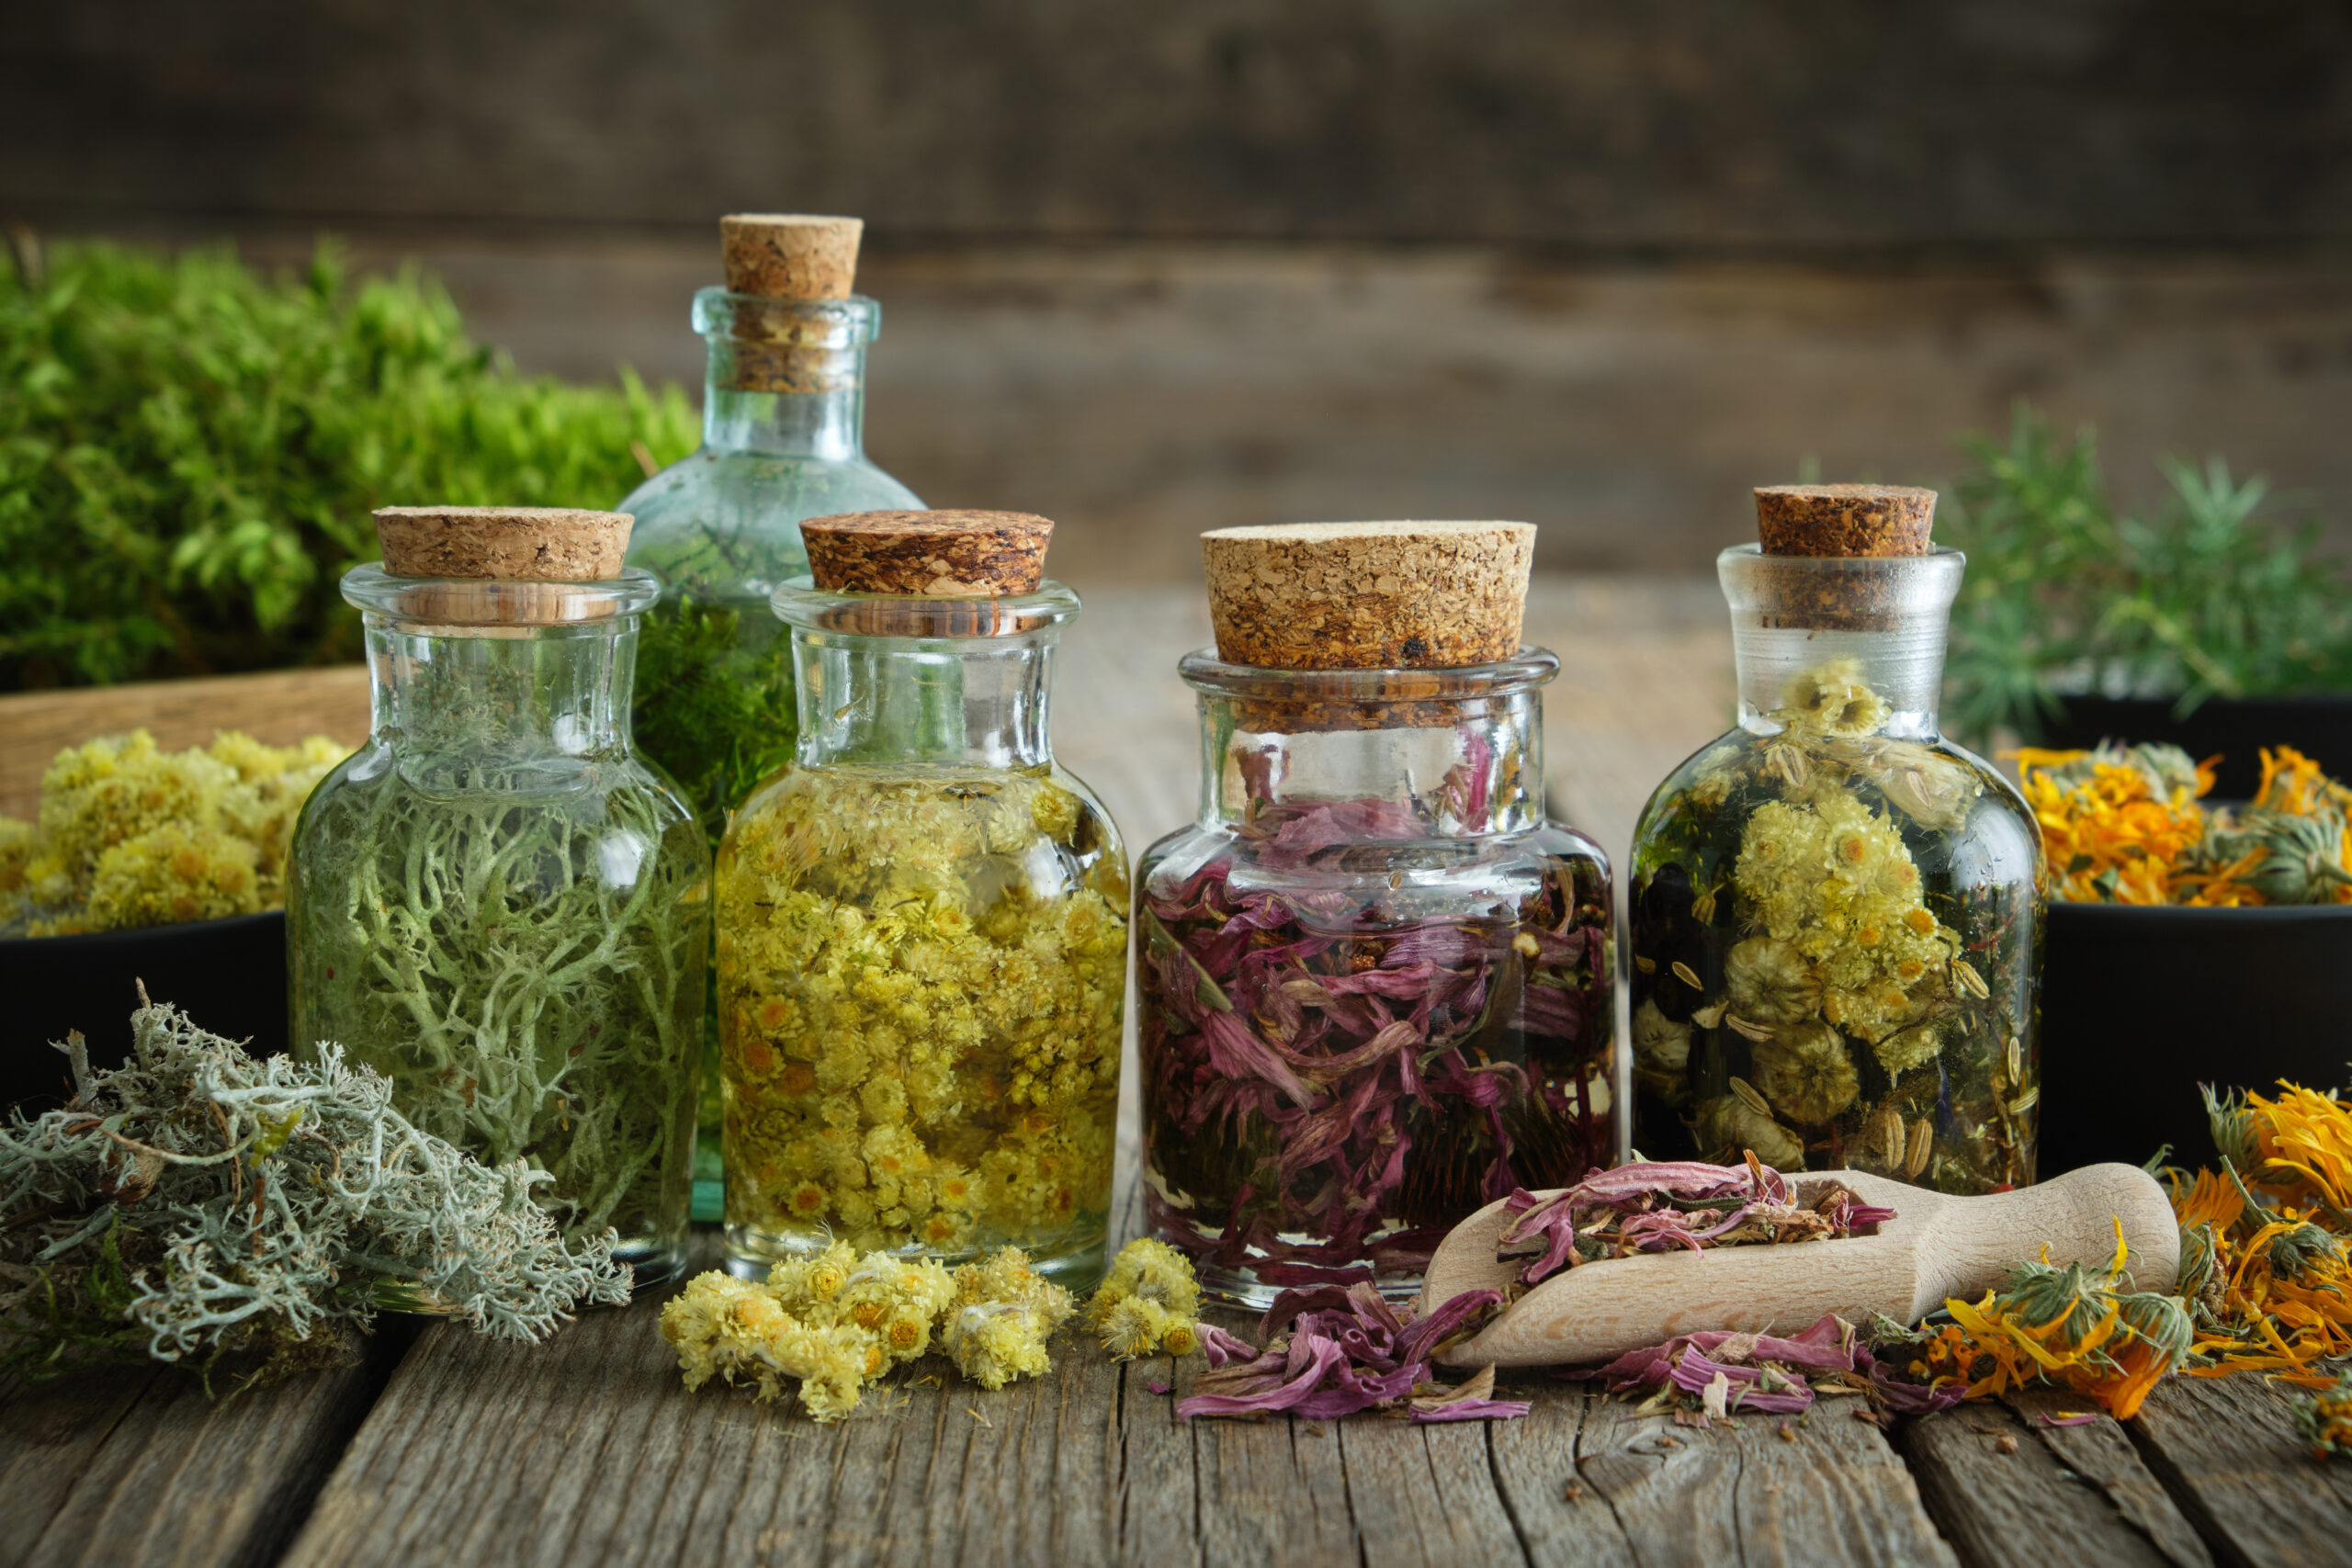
xmin=770 ymin=574 xmax=1083 ymax=639
xmin=342 ymin=563 xmax=662 ymax=627
xmin=1177 ymin=645 xmax=1560 ymax=702
xmin=692 ymin=287 xmax=880 ymax=347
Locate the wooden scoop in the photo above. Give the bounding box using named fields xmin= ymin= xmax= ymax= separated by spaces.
xmin=1418 ymin=1162 xmax=2179 ymax=1370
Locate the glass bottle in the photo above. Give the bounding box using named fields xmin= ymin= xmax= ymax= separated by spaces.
xmin=289 ymin=516 xmax=708 ymax=1289
xmin=618 ymin=220 xmax=921 ymax=1219
xmin=1135 ymin=653 xmax=1619 ymax=1307
xmin=715 ymin=518 xmax=1126 ymax=1285
xmin=1626 ymin=542 xmax=2045 ymax=1192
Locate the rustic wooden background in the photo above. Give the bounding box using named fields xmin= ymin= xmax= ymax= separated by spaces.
xmin=6 ymin=1 xmax=2351 ymax=585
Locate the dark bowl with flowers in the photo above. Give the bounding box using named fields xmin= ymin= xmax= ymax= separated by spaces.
xmin=2040 ymin=695 xmax=2352 ymax=800
xmin=0 ymin=911 xmax=288 ymax=1111
xmin=2037 ymin=901 xmax=2352 ymax=1174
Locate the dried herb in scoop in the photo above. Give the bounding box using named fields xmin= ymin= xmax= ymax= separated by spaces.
xmin=1497 ymin=1154 xmax=1896 ymax=1284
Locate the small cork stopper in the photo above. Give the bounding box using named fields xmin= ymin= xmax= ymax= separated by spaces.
xmin=803 ymin=510 xmax=1054 ymax=597
xmin=720 ymin=214 xmax=863 ymax=299
xmin=1754 ymin=485 xmax=1937 ymax=558
xmin=1201 ymin=522 xmax=1535 ymax=670
xmin=373 ymin=507 xmax=632 ymax=581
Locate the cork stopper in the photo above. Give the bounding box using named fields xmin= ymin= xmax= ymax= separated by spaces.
xmin=803 ymin=511 xmax=1054 ymax=598
xmin=1754 ymin=485 xmax=1937 ymax=558
xmin=372 ymin=507 xmax=632 ymax=581
xmin=720 ymin=214 xmax=863 ymax=299
xmin=1201 ymin=522 xmax=1534 ymax=671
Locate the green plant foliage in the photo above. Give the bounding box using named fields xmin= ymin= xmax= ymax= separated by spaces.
xmin=1940 ymin=403 xmax=2352 ymax=744
xmin=632 ymin=600 xmax=798 ymax=842
xmin=0 ymin=238 xmax=697 ymax=690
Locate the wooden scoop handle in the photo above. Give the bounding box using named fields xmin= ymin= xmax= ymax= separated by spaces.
xmin=1907 ymin=1161 xmax=2179 ymax=1316
xmin=1442 ymin=1163 xmax=2179 ymax=1370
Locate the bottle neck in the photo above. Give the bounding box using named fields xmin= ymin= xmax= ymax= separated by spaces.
xmin=702 ymin=368 xmax=868 ymax=460
xmin=793 ymin=631 xmax=1058 ymax=771
xmin=364 ymin=618 xmax=637 ymax=763
xmin=1720 ymin=546 xmax=1963 ymax=741
xmin=694 ymin=287 xmax=879 ymax=461
xmin=1184 ymin=653 xmax=1555 ymax=837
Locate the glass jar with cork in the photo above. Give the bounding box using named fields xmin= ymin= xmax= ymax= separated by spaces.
xmin=619 ymin=214 xmax=923 ymax=1217
xmin=1134 ymin=522 xmax=1618 ymax=1307
xmin=714 ymin=510 xmax=1127 ymax=1284
xmin=288 ymin=506 xmax=709 ymax=1289
xmin=1626 ymin=486 xmax=2045 ymax=1193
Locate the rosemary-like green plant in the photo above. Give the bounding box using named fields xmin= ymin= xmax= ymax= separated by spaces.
xmin=1940 ymin=403 xmax=2352 ymax=743
xmin=0 ymin=993 xmax=631 ymax=1382
xmin=0 ymin=236 xmax=695 ymax=690
xmin=289 ymin=765 xmax=707 ymax=1254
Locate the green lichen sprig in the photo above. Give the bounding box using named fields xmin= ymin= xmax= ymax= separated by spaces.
xmin=0 ymin=992 xmax=630 ymax=1381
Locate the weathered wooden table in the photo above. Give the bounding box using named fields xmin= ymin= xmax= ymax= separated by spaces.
xmin=6 ymin=579 xmax=2346 ymax=1568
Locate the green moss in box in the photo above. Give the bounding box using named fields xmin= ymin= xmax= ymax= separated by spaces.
xmin=0 ymin=237 xmax=696 ymax=690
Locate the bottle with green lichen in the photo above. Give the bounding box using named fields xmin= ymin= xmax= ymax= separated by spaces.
xmin=288 ymin=505 xmax=709 ymax=1292
xmin=618 ymin=215 xmax=921 ymax=1223
xmin=715 ymin=510 xmax=1127 ymax=1287
xmin=1627 ymin=486 xmax=2045 ymax=1195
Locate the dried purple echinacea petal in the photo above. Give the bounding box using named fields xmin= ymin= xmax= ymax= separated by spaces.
xmin=1176 ymin=1287 xmax=1523 ymax=1425
xmin=1141 ymin=800 xmax=1613 ymax=1297
xmin=1497 ymin=1157 xmax=1877 ymax=1286
xmin=1569 ymin=1310 xmax=1962 ymax=1419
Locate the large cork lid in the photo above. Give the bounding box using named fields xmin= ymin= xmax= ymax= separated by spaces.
xmin=1201 ymin=521 xmax=1534 ymax=670
xmin=1755 ymin=485 xmax=1937 ymax=557
xmin=373 ymin=507 xmax=632 ymax=581
xmin=720 ymin=214 xmax=863 ymax=299
xmin=803 ymin=510 xmax=1055 ymax=597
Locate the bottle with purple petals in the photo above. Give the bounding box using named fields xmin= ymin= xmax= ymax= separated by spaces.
xmin=1136 ymin=523 xmax=1619 ymax=1307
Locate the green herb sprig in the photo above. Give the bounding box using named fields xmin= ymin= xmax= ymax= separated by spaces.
xmin=1940 ymin=402 xmax=2352 ymax=743
xmin=0 ymin=237 xmax=695 ymax=690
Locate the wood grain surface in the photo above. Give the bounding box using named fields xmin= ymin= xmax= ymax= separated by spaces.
xmin=0 ymin=666 xmax=371 ymax=820
xmin=6 ymin=581 xmax=2350 ymax=1568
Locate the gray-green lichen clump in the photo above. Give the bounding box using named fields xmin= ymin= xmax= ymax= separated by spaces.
xmin=0 ymin=995 xmax=629 ymax=1381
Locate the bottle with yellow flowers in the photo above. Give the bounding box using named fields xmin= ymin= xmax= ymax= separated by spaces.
xmin=714 ymin=510 xmax=1127 ymax=1284
xmin=1627 ymin=487 xmax=2044 ymax=1193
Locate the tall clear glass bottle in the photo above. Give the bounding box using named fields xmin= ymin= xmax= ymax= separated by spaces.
xmin=1627 ymin=515 xmax=2045 ymax=1193
xmin=288 ymin=508 xmax=708 ymax=1289
xmin=715 ymin=512 xmax=1126 ymax=1286
xmin=618 ymin=218 xmax=921 ymax=1217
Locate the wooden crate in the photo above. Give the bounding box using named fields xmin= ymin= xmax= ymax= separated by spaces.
xmin=0 ymin=666 xmax=373 ymax=819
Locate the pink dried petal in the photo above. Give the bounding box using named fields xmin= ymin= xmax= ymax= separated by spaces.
xmin=1200 ymin=1010 xmax=1318 ymax=1108
xmin=1178 ymin=1336 xmax=1351 ymax=1419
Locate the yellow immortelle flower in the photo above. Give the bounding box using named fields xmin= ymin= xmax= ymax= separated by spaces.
xmin=716 ymin=769 xmax=1125 ymax=1256
xmin=4 ymin=729 xmax=347 ymax=934
xmin=1085 ymin=1236 xmax=1202 ymax=1330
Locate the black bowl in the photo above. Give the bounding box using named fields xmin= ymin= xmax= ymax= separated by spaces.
xmin=0 ymin=911 xmax=287 ymax=1111
xmin=2039 ymin=694 xmax=2352 ymax=800
xmin=2037 ymin=901 xmax=2352 ymax=1174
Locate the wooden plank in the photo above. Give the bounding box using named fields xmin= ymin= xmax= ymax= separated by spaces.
xmin=0 ymin=666 xmax=370 ymax=820
xmin=1484 ymin=1388 xmax=1640 ymax=1568
xmin=2126 ymin=1371 xmax=2352 ymax=1568
xmin=277 ymin=1251 xmax=1138 ymax=1568
xmin=1898 ymin=1389 xmax=2211 ymax=1568
xmin=0 ymin=1330 xmax=407 ymax=1568
xmin=1556 ymin=1393 xmax=1958 ymax=1568
xmin=14 ymin=5 xmax=2348 ymax=248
